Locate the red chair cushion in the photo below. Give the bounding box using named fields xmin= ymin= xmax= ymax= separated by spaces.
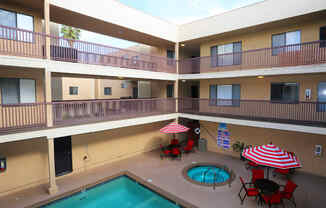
xmin=247 ymin=188 xmax=259 ymax=196
xmin=163 ymin=149 xmax=170 ymax=155
xmin=171 ymin=139 xmax=179 ymax=145
xmin=281 ymin=180 xmax=297 ymax=198
xmin=251 ymin=169 xmax=264 ymax=183
xmin=172 ymin=148 xmax=180 ymax=155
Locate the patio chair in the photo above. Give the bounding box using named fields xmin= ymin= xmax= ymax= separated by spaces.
xmin=238 ymin=176 xmax=259 ymax=205
xmin=261 ymin=191 xmax=284 ymax=208
xmin=251 ymin=169 xmax=264 ymax=183
xmin=171 ymin=147 xmax=181 ymax=160
xmin=246 ymin=161 xmax=259 ymax=169
xmin=280 ymin=180 xmax=298 ymax=207
xmin=183 ymin=139 xmax=195 ymax=154
xmin=160 ymin=144 xmax=171 ymax=160
xmin=170 ymin=138 xmax=179 ymax=146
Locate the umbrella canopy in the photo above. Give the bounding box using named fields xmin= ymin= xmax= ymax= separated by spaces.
xmin=160 ymin=123 xmax=190 ymax=134
xmin=242 ymin=143 xmax=301 ymax=169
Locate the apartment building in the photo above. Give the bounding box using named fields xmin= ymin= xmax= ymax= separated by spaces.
xmin=0 ymin=0 xmax=325 ymax=206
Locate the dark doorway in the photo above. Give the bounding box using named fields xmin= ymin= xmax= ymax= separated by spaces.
xmin=320 ymin=26 xmax=326 ymax=48
xmin=190 ymin=85 xmax=199 ymax=98
xmin=54 ymin=136 xmax=72 ymax=176
xmin=133 ymin=87 xmax=138 ymax=98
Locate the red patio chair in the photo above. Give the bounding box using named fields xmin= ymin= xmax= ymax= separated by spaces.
xmin=170 ymin=138 xmax=179 ymax=146
xmin=262 ymin=191 xmax=284 ymax=208
xmin=238 ymin=176 xmax=259 ymax=205
xmin=183 ymin=139 xmax=195 ymax=153
xmin=251 ymin=169 xmax=264 ymax=183
xmin=171 ymin=147 xmax=181 ymax=160
xmin=280 ymin=180 xmax=298 ymax=207
xmin=160 ymin=144 xmax=171 ymax=159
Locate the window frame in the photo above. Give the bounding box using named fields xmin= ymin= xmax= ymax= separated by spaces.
xmin=210 ymin=41 xmax=242 ymax=67
xmin=69 ymin=86 xmax=79 ymax=95
xmin=271 ymin=30 xmax=301 ymax=56
xmin=0 ymin=78 xmax=36 ymax=104
xmin=270 ymin=82 xmax=299 ymax=104
xmin=0 ymin=8 xmax=35 ymax=42
xmin=166 ymin=84 xmax=174 ymax=98
xmin=104 ymin=87 xmax=112 ymax=95
xmin=209 ymin=84 xmax=241 ymax=107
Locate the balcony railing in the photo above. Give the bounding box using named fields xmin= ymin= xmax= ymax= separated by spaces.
xmin=0 ymin=102 xmax=47 ymax=132
xmin=52 ymin=98 xmax=176 ymax=126
xmin=0 ymin=25 xmax=176 ymax=73
xmin=179 ymin=98 xmax=326 ymax=127
xmin=179 ymin=41 xmax=326 ymax=74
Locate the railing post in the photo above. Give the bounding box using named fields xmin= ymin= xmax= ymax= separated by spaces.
xmin=44 ymin=0 xmax=51 ymax=60
xmin=45 ymin=71 xmax=53 ymax=127
xmin=47 ymin=137 xmax=58 ymax=195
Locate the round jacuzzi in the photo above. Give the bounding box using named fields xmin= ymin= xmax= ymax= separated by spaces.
xmin=183 ymin=163 xmax=235 ymax=187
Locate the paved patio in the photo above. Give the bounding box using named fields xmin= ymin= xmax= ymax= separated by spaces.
xmin=1 ymin=150 xmax=325 ymax=208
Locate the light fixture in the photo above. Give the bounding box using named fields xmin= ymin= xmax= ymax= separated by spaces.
xmin=182 ymin=80 xmax=186 ymax=82
xmin=180 ymin=43 xmax=185 ymax=47
xmin=118 ymin=76 xmax=124 ymax=79
xmin=257 ymin=76 xmax=264 ymax=79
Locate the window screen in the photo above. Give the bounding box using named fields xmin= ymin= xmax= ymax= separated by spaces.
xmin=209 ymin=84 xmax=240 ymax=106
xmin=104 ymin=87 xmax=112 ymax=95
xmin=69 ymin=87 xmax=78 ymax=95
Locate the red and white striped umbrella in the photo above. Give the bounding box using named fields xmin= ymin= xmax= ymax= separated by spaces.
xmin=160 ymin=123 xmax=190 ymax=134
xmin=242 ymin=143 xmax=301 ymax=169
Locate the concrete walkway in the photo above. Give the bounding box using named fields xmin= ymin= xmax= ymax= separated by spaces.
xmin=1 ymin=150 xmax=325 ymax=208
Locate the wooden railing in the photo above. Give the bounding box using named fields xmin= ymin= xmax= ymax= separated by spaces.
xmin=0 ymin=25 xmax=177 ymax=73
xmin=52 ymin=98 xmax=176 ymax=126
xmin=179 ymin=98 xmax=326 ymax=126
xmin=0 ymin=102 xmax=46 ymax=132
xmin=179 ymin=41 xmax=326 ymax=74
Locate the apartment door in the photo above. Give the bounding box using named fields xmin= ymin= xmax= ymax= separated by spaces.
xmin=318 ymin=82 xmax=326 ymax=112
xmin=54 ymin=136 xmax=72 ymax=176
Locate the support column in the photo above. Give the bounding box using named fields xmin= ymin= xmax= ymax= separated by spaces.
xmin=45 ymin=71 xmax=53 ymax=127
xmin=47 ymin=138 xmax=58 ymax=195
xmin=175 ymin=43 xmax=180 ymax=123
xmin=44 ymin=0 xmax=51 ymax=59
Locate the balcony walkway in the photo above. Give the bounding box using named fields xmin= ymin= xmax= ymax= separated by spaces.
xmin=1 ymin=150 xmax=325 ymax=208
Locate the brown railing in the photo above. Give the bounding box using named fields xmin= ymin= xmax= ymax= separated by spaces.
xmin=179 ymin=41 xmax=326 ymax=74
xmin=0 ymin=102 xmax=47 ymax=132
xmin=52 ymin=98 xmax=176 ymax=126
xmin=179 ymin=98 xmax=326 ymax=126
xmin=0 ymin=25 xmax=176 ymax=73
xmin=0 ymin=25 xmax=46 ymax=58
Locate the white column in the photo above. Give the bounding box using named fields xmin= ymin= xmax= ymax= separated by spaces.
xmin=47 ymin=138 xmax=58 ymax=195
xmin=175 ymin=43 xmax=180 ymax=123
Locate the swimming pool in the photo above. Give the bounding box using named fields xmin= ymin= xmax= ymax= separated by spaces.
xmin=41 ymin=175 xmax=182 ymax=208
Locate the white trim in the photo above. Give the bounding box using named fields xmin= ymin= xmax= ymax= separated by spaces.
xmin=179 ymin=64 xmax=326 ymax=80
xmin=0 ymin=113 xmax=178 ymax=144
xmin=179 ymin=113 xmax=326 ymax=135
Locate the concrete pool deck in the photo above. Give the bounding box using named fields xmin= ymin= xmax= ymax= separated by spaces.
xmin=1 ymin=150 xmax=325 ymax=208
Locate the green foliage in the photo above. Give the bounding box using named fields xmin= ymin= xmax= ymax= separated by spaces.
xmin=60 ymin=26 xmax=81 ymax=47
xmin=232 ymin=141 xmax=251 ymax=153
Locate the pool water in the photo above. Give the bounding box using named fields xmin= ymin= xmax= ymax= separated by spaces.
xmin=187 ymin=166 xmax=230 ymax=184
xmin=42 ymin=176 xmax=180 ymax=208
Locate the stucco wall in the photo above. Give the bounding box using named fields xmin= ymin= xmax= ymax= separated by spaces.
xmin=61 ymin=77 xmax=95 ymax=100
xmin=200 ymin=19 xmax=326 ymax=56
xmin=0 ymin=121 xmax=171 ymax=196
xmin=200 ymin=120 xmax=326 ymax=177
xmin=95 ymin=79 xmax=135 ymax=99
xmin=200 ymin=73 xmax=326 ymax=102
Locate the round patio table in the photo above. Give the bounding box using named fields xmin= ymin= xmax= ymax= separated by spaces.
xmin=254 ymin=179 xmax=280 ymax=195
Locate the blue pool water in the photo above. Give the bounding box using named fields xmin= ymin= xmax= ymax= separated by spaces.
xmin=42 ymin=176 xmax=180 ymax=208
xmin=187 ymin=166 xmax=230 ymax=184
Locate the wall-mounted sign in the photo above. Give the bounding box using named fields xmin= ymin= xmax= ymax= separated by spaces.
xmin=217 ymin=123 xmax=230 ymax=149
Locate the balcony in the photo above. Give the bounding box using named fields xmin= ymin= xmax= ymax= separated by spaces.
xmin=179 ymin=41 xmax=326 ymax=74
xmin=179 ymin=98 xmax=326 ymax=127
xmin=0 ymin=98 xmax=176 ymax=134
xmin=0 ymin=25 xmax=176 ymax=73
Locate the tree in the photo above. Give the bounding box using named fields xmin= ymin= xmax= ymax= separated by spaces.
xmin=60 ymin=26 xmax=81 ymax=47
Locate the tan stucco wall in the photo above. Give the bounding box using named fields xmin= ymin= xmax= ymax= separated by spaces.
xmin=95 ymin=79 xmax=135 ymax=99
xmin=200 ymin=120 xmax=326 ymax=177
xmin=200 ymin=19 xmax=326 ymax=57
xmin=0 ymin=121 xmax=172 ymax=196
xmin=61 ymin=77 xmax=95 ymax=100
xmin=151 ymin=80 xmax=176 ymax=98
xmin=200 ymin=73 xmax=326 ymax=102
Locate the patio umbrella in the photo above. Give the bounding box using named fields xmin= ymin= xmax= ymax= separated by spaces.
xmin=160 ymin=123 xmax=190 ymax=140
xmin=242 ymin=143 xmax=301 ymax=178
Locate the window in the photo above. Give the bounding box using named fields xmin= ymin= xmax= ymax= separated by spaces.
xmin=209 ymin=84 xmax=240 ymax=106
xmin=320 ymin=26 xmax=326 ymax=48
xmin=0 ymin=9 xmax=34 ymax=41
xmin=272 ymin=30 xmax=301 ymax=55
xmin=69 ymin=87 xmax=78 ymax=95
xmin=121 ymin=82 xmax=127 ymax=88
xmin=210 ymin=42 xmax=242 ymax=67
xmin=271 ymin=83 xmax=298 ymax=103
xmin=167 ymin=50 xmax=175 ymax=65
xmin=104 ymin=87 xmax=112 ymax=95
xmin=131 ymin=56 xmax=139 ymax=65
xmin=0 ymin=78 xmax=36 ymax=104
xmin=166 ymin=84 xmax=174 ymax=98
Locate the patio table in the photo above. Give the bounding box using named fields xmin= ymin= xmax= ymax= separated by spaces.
xmin=254 ymin=179 xmax=280 ymax=195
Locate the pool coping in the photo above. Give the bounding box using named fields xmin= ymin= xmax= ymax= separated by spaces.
xmin=182 ymin=162 xmax=236 ymax=187
xmin=26 ymin=171 xmax=199 ymax=208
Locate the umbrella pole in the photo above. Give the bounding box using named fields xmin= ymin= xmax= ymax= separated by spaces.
xmin=267 ymin=167 xmax=270 ymax=179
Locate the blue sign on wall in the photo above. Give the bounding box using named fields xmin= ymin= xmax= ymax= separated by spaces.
xmin=217 ymin=123 xmax=230 ymax=149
